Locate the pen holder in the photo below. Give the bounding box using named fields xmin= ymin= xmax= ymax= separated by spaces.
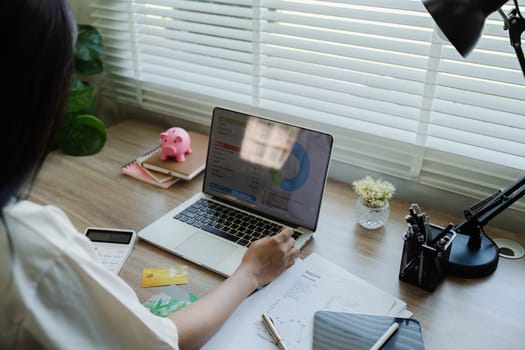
xmin=399 ymin=223 xmax=456 ymax=292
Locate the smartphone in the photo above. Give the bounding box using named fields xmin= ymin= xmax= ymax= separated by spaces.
xmin=84 ymin=227 xmax=137 ymax=274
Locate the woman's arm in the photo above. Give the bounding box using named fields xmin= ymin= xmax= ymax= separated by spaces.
xmin=168 ymin=227 xmax=300 ymax=350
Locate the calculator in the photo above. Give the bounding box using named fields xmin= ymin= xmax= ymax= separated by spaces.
xmin=85 ymin=227 xmax=137 ymax=274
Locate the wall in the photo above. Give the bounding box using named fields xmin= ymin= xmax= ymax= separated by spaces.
xmin=69 ymin=0 xmax=90 ymax=24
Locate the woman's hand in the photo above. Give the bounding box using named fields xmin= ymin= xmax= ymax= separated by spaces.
xmin=237 ymin=227 xmax=300 ymax=288
xmin=170 ymin=227 xmax=300 ymax=349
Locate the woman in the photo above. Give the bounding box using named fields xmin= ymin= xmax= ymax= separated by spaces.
xmin=0 ymin=1 xmax=300 ymax=349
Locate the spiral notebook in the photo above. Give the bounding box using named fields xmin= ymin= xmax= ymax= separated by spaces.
xmin=313 ymin=311 xmax=425 ymax=350
xmin=121 ymin=147 xmax=180 ymax=188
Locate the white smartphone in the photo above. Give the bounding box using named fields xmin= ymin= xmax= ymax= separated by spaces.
xmin=84 ymin=227 xmax=137 ymax=274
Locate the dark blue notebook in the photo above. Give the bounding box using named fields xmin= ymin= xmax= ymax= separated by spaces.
xmin=313 ymin=311 xmax=425 ymax=350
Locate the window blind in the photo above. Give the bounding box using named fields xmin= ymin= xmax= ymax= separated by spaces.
xmin=90 ymin=0 xmax=525 ymax=211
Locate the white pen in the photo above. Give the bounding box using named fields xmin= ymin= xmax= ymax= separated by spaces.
xmin=370 ymin=321 xmax=400 ymax=350
xmin=261 ymin=313 xmax=289 ymax=350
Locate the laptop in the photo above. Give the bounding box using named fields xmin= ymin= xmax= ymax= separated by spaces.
xmin=138 ymin=107 xmax=333 ymax=277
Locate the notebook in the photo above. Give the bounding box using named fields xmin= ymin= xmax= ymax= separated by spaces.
xmin=138 ymin=107 xmax=333 ymax=277
xmin=141 ymin=131 xmax=209 ymax=181
xmin=121 ymin=146 xmax=180 ymax=188
xmin=313 ymin=311 xmax=425 ymax=350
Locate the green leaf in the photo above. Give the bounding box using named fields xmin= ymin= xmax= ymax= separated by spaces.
xmin=54 ymin=113 xmax=75 ymax=147
xmin=67 ymin=79 xmax=94 ymax=113
xmin=74 ymin=25 xmax=104 ymax=76
xmin=74 ymin=57 xmax=103 ymax=76
xmin=60 ymin=115 xmax=107 ymax=156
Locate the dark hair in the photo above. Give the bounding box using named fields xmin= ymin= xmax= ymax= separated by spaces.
xmin=0 ymin=0 xmax=75 ymax=208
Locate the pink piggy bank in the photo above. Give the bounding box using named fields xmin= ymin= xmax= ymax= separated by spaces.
xmin=160 ymin=127 xmax=192 ymax=162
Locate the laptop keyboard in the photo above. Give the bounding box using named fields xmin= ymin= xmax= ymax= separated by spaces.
xmin=173 ymin=198 xmax=301 ymax=246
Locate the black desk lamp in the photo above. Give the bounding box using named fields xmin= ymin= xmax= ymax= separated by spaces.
xmin=421 ymin=0 xmax=525 ymax=277
xmin=422 ymin=0 xmax=525 ymax=77
xmin=447 ymin=176 xmax=525 ymax=277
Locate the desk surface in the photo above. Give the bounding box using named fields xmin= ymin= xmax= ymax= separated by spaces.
xmin=30 ymin=120 xmax=525 ymax=350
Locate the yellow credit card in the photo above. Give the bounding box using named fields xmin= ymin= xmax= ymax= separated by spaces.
xmin=141 ymin=266 xmax=188 ymax=287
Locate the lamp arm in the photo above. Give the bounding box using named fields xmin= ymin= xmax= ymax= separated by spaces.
xmin=455 ymin=176 xmax=525 ymax=238
xmin=501 ymin=7 xmax=525 ymax=77
xmin=512 ymin=44 xmax=525 ymax=77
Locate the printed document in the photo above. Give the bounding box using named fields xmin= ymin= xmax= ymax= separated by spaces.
xmin=203 ymin=253 xmax=411 ymax=350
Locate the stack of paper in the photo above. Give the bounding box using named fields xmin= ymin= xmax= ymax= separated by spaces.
xmin=203 ymin=253 xmax=411 ymax=350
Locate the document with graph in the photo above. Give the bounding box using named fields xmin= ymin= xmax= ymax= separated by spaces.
xmin=202 ymin=253 xmax=411 ymax=350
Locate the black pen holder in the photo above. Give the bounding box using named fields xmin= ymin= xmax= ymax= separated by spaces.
xmin=399 ymin=223 xmax=456 ymax=292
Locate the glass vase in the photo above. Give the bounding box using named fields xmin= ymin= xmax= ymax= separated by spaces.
xmin=355 ymin=198 xmax=390 ymax=229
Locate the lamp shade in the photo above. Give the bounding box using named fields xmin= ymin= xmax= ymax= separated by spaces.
xmin=422 ymin=0 xmax=508 ymax=56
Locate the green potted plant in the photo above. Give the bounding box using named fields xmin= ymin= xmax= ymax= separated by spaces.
xmin=352 ymin=176 xmax=396 ymax=229
xmin=55 ymin=25 xmax=107 ymax=156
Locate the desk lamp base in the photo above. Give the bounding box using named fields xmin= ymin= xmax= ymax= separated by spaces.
xmin=446 ymin=232 xmax=499 ymax=278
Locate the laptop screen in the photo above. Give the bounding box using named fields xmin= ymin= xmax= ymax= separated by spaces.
xmin=203 ymin=107 xmax=333 ymax=231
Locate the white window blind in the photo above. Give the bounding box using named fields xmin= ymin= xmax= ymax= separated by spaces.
xmin=90 ymin=0 xmax=524 ymax=211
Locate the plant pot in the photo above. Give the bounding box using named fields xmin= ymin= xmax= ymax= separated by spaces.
xmin=355 ymin=198 xmax=390 ymax=229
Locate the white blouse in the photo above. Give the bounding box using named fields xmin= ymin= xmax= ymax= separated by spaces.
xmin=0 ymin=200 xmax=179 ymax=349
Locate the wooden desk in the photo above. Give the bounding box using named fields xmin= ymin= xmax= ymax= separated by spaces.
xmin=30 ymin=120 xmax=525 ymax=350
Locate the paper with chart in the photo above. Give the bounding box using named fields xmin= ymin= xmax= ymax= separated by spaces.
xmin=203 ymin=253 xmax=411 ymax=350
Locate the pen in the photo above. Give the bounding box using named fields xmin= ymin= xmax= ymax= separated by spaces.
xmin=370 ymin=321 xmax=399 ymax=350
xmin=261 ymin=313 xmax=289 ymax=350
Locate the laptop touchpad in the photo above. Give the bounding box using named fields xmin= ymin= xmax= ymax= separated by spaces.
xmin=176 ymin=232 xmax=237 ymax=267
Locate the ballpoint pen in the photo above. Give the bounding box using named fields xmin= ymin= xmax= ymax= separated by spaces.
xmin=261 ymin=313 xmax=289 ymax=350
xmin=370 ymin=321 xmax=399 ymax=350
